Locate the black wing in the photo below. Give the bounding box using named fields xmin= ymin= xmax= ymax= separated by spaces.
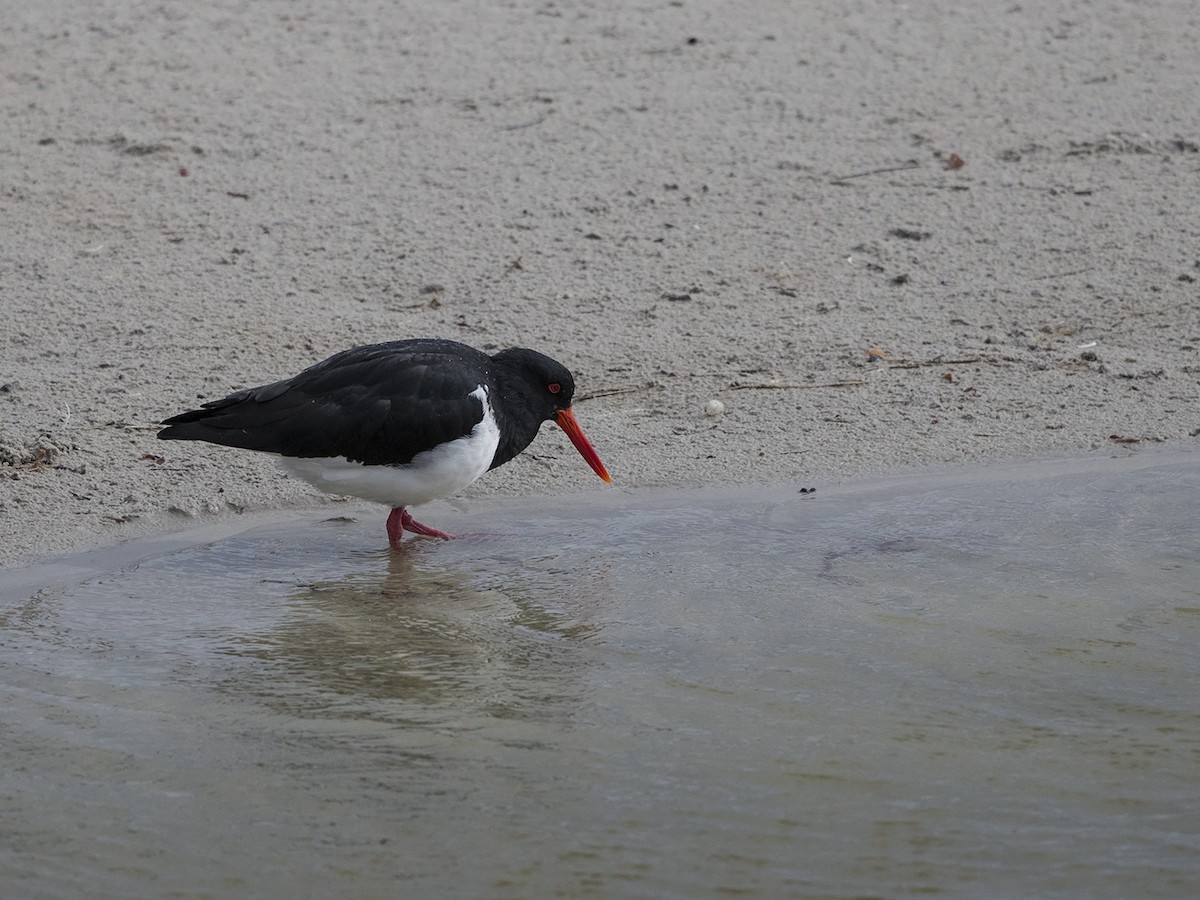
xmin=158 ymin=340 xmax=492 ymax=465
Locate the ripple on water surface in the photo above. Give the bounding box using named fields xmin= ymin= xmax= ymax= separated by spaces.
xmin=1 ymin=453 xmax=1198 ymax=898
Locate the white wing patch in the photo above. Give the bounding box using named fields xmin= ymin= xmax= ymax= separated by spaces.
xmin=279 ymin=385 xmax=501 ymax=507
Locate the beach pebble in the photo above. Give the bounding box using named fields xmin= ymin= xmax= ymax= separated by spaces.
xmin=704 ymin=399 xmax=726 ymax=417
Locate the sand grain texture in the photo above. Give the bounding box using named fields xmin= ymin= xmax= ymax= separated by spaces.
xmin=2 ymin=0 xmax=1198 ymax=566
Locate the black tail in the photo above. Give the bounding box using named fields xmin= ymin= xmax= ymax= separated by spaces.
xmin=157 ymin=387 xmax=291 ymax=451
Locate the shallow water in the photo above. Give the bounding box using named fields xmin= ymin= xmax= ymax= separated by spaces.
xmin=2 ymin=453 xmax=1199 ymax=898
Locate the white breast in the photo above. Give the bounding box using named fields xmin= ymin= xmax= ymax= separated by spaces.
xmin=278 ymin=385 xmax=501 ymax=508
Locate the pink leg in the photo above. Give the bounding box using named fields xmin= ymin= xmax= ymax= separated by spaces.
xmin=386 ymin=507 xmax=406 ymax=549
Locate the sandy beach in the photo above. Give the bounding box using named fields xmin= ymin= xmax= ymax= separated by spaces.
xmin=2 ymin=0 xmax=1198 ymax=569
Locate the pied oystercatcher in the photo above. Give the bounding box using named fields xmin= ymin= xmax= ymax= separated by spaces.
xmin=158 ymin=338 xmax=612 ymax=547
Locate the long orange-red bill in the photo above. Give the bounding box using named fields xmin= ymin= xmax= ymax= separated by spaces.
xmin=553 ymin=407 xmax=612 ymax=484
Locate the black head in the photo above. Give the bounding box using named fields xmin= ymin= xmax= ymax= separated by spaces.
xmin=490 ymin=347 xmax=577 ymax=421
xmin=486 ymin=347 xmax=610 ymax=484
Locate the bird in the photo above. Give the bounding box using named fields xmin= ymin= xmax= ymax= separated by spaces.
xmin=158 ymin=338 xmax=612 ymax=548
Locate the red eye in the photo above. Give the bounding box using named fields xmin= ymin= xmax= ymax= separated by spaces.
xmin=548 ymin=382 xmax=561 ymax=394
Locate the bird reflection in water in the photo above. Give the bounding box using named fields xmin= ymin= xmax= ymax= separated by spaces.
xmin=211 ymin=540 xmax=608 ymax=730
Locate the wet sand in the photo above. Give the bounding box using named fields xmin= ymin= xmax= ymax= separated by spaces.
xmin=3 ymin=0 xmax=1199 ymax=567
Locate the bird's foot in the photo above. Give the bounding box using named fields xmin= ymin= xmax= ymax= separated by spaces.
xmin=387 ymin=506 xmax=455 ymax=547
xmin=401 ymin=510 xmax=456 ymax=540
